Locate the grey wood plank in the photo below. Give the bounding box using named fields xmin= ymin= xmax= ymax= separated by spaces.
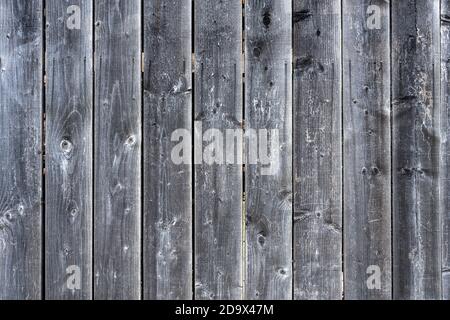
xmin=392 ymin=0 xmax=441 ymax=300
xmin=143 ymin=0 xmax=192 ymax=300
xmin=0 ymin=0 xmax=43 ymax=300
xmin=293 ymin=0 xmax=342 ymax=300
xmin=442 ymin=0 xmax=450 ymax=301
xmin=194 ymin=0 xmax=243 ymax=300
xmin=45 ymin=0 xmax=93 ymax=300
xmin=245 ymin=0 xmax=292 ymax=300
xmin=343 ymin=0 xmax=391 ymax=299
xmin=94 ymin=0 xmax=141 ymax=300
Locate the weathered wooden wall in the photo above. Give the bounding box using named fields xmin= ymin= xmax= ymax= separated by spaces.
xmin=1 ymin=0 xmax=450 ymax=300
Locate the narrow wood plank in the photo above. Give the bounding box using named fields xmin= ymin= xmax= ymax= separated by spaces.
xmin=343 ymin=0 xmax=391 ymax=299
xmin=392 ymin=0 xmax=441 ymax=300
xmin=0 ymin=0 xmax=43 ymax=300
xmin=245 ymin=0 xmax=292 ymax=300
xmin=45 ymin=0 xmax=93 ymax=300
xmin=94 ymin=0 xmax=141 ymax=300
xmin=293 ymin=0 xmax=342 ymax=300
xmin=143 ymin=0 xmax=192 ymax=300
xmin=194 ymin=0 xmax=243 ymax=300
xmin=442 ymin=0 xmax=450 ymax=300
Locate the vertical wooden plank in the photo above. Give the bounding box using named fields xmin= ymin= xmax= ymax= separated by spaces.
xmin=143 ymin=0 xmax=192 ymax=300
xmin=0 ymin=0 xmax=42 ymax=300
xmin=94 ymin=0 xmax=141 ymax=300
xmin=343 ymin=0 xmax=391 ymax=299
xmin=392 ymin=0 xmax=441 ymax=300
xmin=45 ymin=0 xmax=93 ymax=300
xmin=194 ymin=0 xmax=243 ymax=300
xmin=293 ymin=0 xmax=342 ymax=299
xmin=442 ymin=0 xmax=450 ymax=300
xmin=245 ymin=0 xmax=292 ymax=300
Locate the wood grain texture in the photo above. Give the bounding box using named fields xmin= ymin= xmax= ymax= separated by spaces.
xmin=442 ymin=0 xmax=450 ymax=301
xmin=392 ymin=0 xmax=441 ymax=300
xmin=143 ymin=0 xmax=192 ymax=300
xmin=45 ymin=0 xmax=93 ymax=300
xmin=293 ymin=0 xmax=342 ymax=300
xmin=0 ymin=0 xmax=42 ymax=300
xmin=194 ymin=0 xmax=243 ymax=300
xmin=94 ymin=0 xmax=141 ymax=300
xmin=343 ymin=0 xmax=391 ymax=299
xmin=245 ymin=0 xmax=292 ymax=300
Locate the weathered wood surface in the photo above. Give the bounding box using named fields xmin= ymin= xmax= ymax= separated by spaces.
xmin=293 ymin=0 xmax=342 ymax=300
xmin=45 ymin=0 xmax=93 ymax=300
xmin=2 ymin=0 xmax=450 ymax=302
xmin=392 ymin=0 xmax=441 ymax=300
xmin=245 ymin=0 xmax=292 ymax=300
xmin=143 ymin=0 xmax=192 ymax=300
xmin=343 ymin=0 xmax=391 ymax=299
xmin=94 ymin=0 xmax=141 ymax=300
xmin=194 ymin=0 xmax=243 ymax=300
xmin=442 ymin=0 xmax=450 ymax=301
xmin=0 ymin=0 xmax=43 ymax=300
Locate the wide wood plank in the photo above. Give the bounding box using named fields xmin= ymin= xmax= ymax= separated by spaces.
xmin=245 ymin=0 xmax=292 ymax=300
xmin=293 ymin=0 xmax=342 ymax=300
xmin=45 ymin=0 xmax=93 ymax=300
xmin=94 ymin=0 xmax=141 ymax=300
xmin=343 ymin=0 xmax=391 ymax=299
xmin=194 ymin=0 xmax=243 ymax=300
xmin=0 ymin=0 xmax=43 ymax=300
xmin=442 ymin=0 xmax=450 ymax=301
xmin=392 ymin=0 xmax=441 ymax=300
xmin=143 ymin=0 xmax=192 ymax=300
